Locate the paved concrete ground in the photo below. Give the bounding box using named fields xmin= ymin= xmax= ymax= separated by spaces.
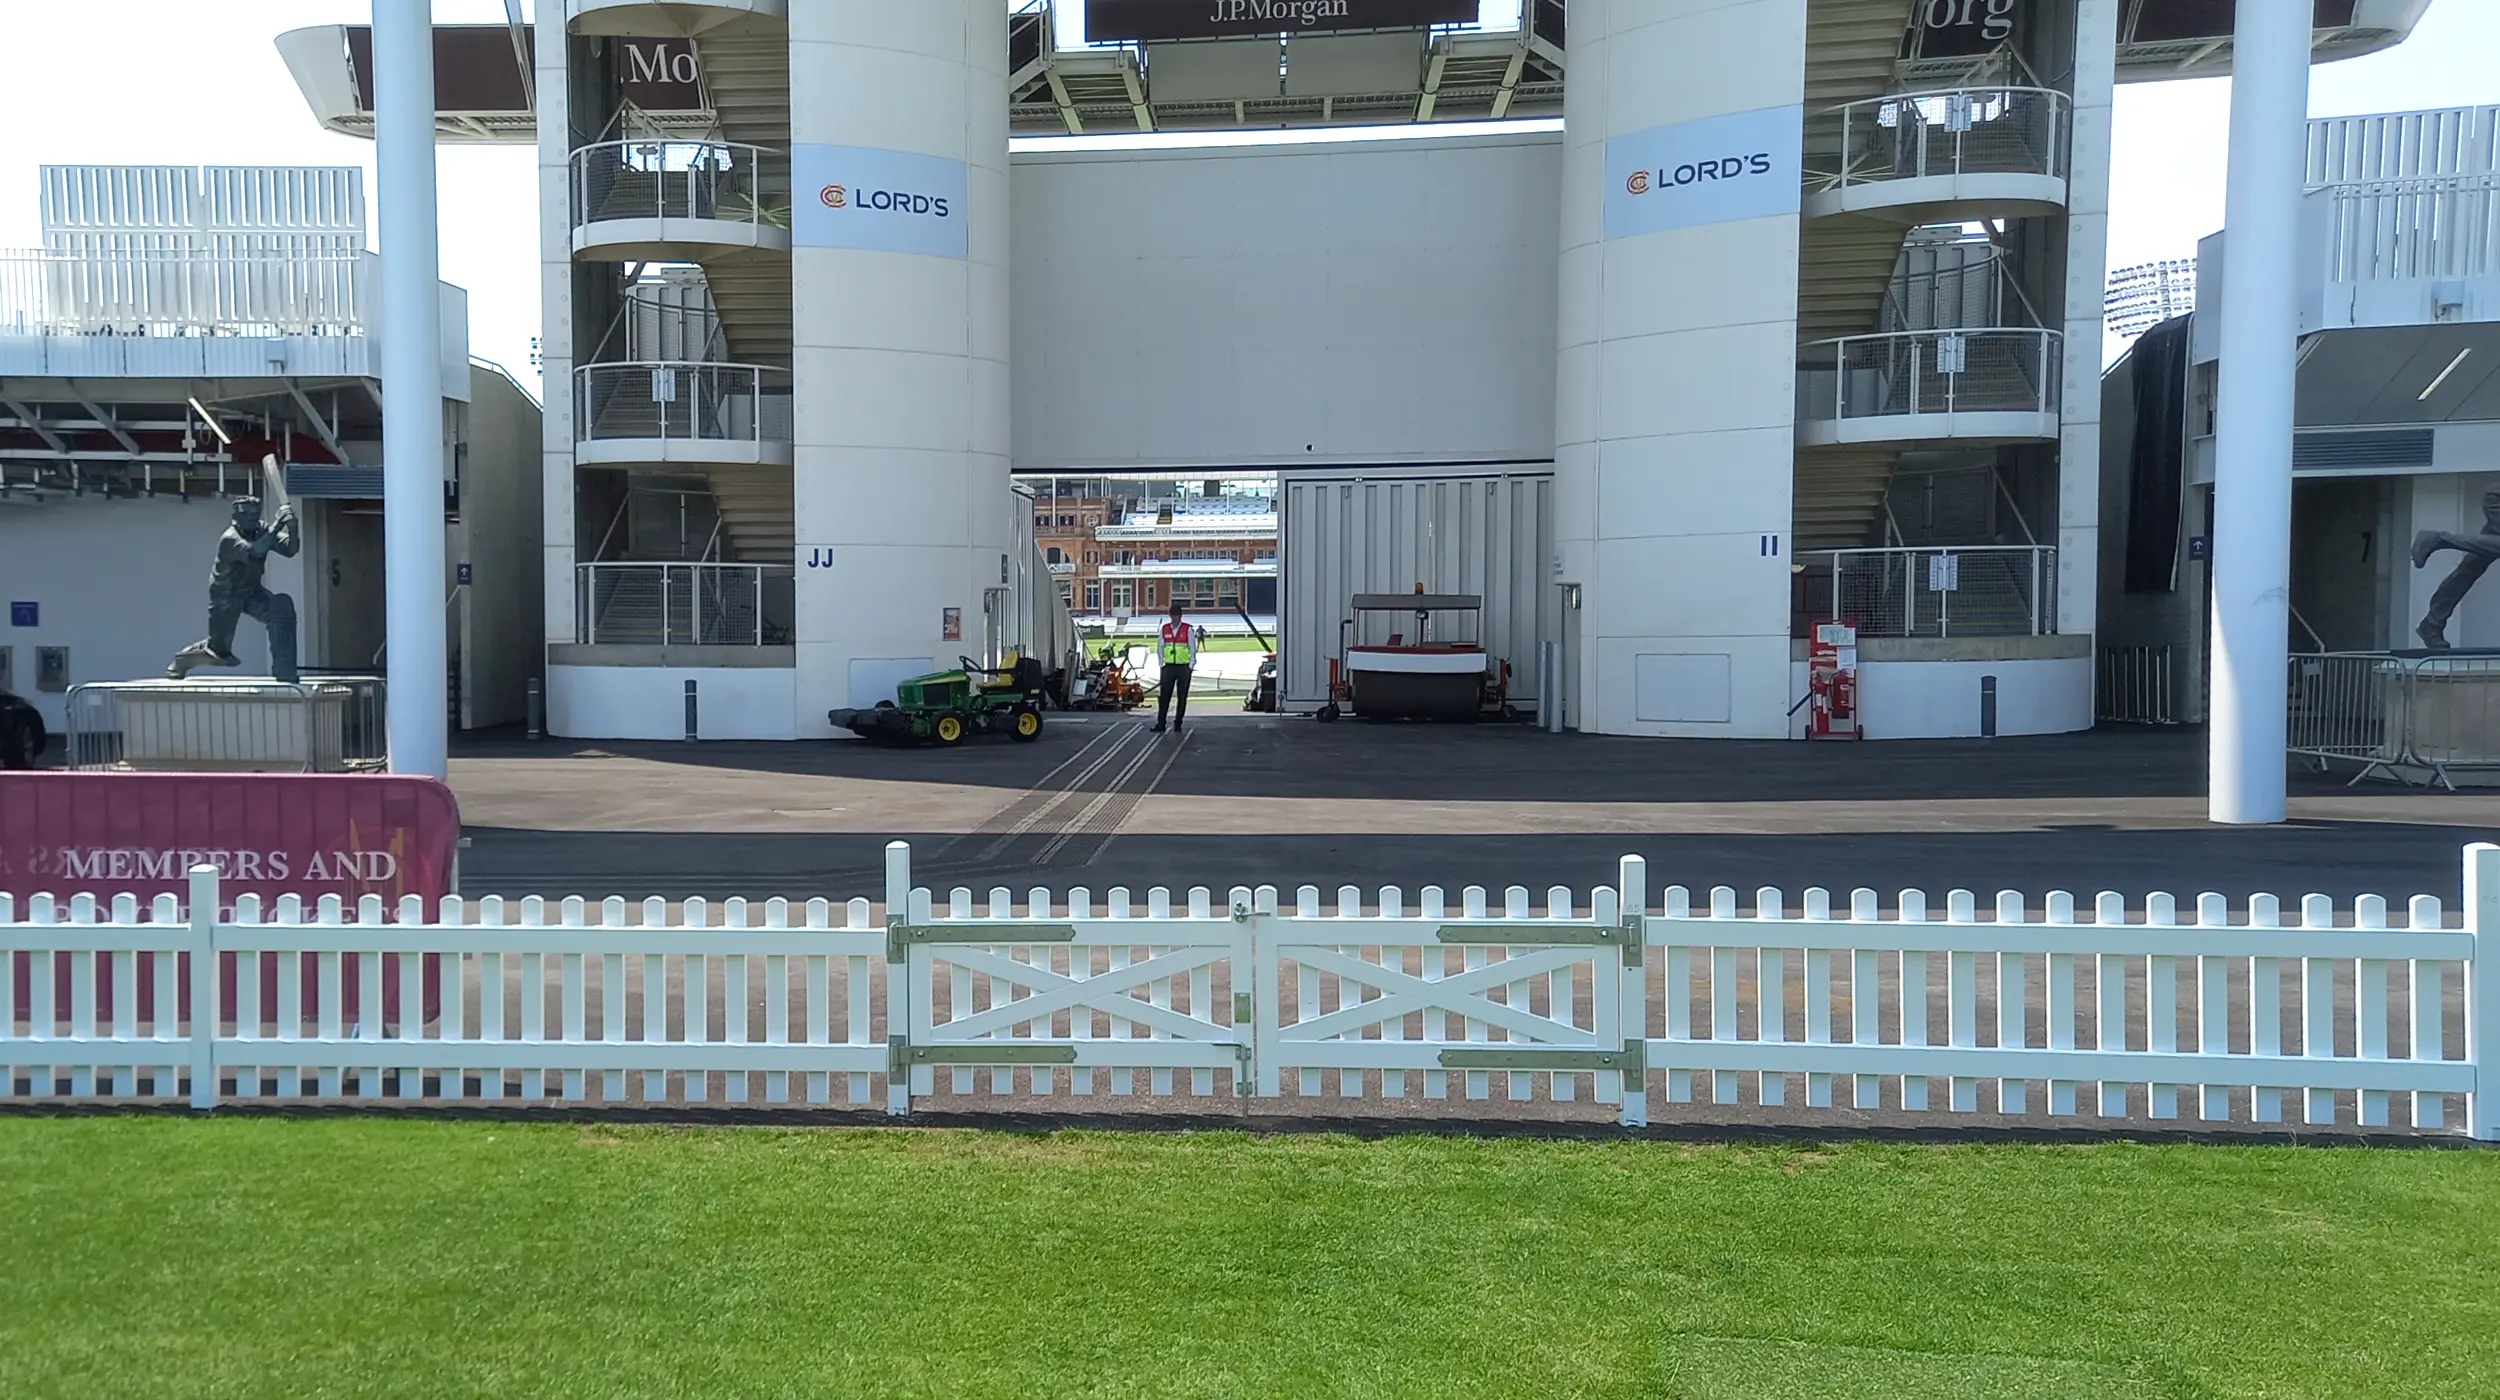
xmin=23 ymin=722 xmax=2476 ymax=1139
xmin=454 ymin=716 xmax=2500 ymax=906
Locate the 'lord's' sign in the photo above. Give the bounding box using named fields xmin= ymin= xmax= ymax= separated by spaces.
xmin=1086 ymin=0 xmax=1479 ymax=43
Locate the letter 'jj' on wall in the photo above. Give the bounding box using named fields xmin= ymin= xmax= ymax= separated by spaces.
xmin=793 ymin=144 xmax=970 ymax=261
xmin=1603 ymin=105 xmax=1805 ymax=242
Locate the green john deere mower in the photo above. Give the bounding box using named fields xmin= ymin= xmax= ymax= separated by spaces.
xmin=830 ymin=656 xmax=1048 ymax=746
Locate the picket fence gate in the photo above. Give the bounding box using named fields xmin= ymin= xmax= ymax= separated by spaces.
xmin=2 ymin=842 xmax=2494 ymax=1139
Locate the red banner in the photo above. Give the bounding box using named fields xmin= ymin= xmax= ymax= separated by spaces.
xmin=0 ymin=772 xmax=459 ymax=906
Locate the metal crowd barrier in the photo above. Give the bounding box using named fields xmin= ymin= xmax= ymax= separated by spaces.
xmin=2288 ymin=652 xmax=2500 ymax=789
xmin=65 ymin=678 xmax=388 ymax=774
xmin=2098 ymin=644 xmax=2177 ymax=725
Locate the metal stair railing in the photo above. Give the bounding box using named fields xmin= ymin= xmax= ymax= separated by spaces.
xmin=569 ymin=139 xmax=789 ymax=233
xmin=1805 ymin=545 xmax=2058 ymax=638
xmin=575 ymin=362 xmax=796 ymax=448
xmin=1799 ymin=328 xmax=2062 ymax=425
xmin=1808 ymin=86 xmax=2072 ymax=195
xmin=575 ymin=563 xmax=796 ymax=647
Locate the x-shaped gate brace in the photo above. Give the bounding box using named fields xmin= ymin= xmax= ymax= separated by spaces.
xmin=1267 ymin=922 xmax=1640 ymax=1076
xmin=885 ymin=911 xmax=1647 ymax=1096
xmin=893 ymin=919 xmax=1246 ymax=1081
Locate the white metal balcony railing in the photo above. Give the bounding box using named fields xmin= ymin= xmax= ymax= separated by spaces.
xmin=2308 ymin=105 xmax=2499 ymax=188
xmin=1810 ymin=87 xmax=2071 ymax=198
xmin=1802 ymin=546 xmax=2058 ymax=640
xmin=0 ymin=249 xmax=366 ymax=337
xmin=576 ymin=563 xmax=796 ymax=648
xmin=569 ymin=140 xmax=788 ymax=236
xmin=1797 ymin=328 xmax=2062 ymax=424
xmin=2321 ymin=176 xmax=2500 ymax=284
xmin=575 ymin=362 xmax=794 ymax=446
xmin=1095 ymin=519 xmax=1280 ymax=539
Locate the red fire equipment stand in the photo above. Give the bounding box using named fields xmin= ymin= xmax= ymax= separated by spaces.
xmin=1807 ymin=620 xmax=1860 ymax=740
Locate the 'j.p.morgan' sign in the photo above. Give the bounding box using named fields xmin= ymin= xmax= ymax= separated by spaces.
xmin=1086 ymin=0 xmax=1479 ymax=43
xmin=618 ymin=36 xmax=704 ymax=110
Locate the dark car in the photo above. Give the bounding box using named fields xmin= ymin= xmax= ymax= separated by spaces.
xmin=0 ymin=689 xmax=44 ymax=769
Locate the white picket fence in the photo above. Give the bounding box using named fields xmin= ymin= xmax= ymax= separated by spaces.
xmin=2 ymin=843 xmax=2493 ymax=1139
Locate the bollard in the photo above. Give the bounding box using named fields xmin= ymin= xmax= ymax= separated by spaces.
xmin=1542 ymin=641 xmax=1564 ymax=734
xmin=526 ymin=676 xmax=544 ymax=741
xmin=683 ymin=679 xmax=698 ymax=742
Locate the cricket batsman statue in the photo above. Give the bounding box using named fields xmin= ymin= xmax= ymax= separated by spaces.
xmin=166 ymin=497 xmax=302 ymax=683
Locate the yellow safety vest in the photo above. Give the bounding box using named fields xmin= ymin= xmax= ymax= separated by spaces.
xmin=1160 ymin=620 xmax=1195 ymax=665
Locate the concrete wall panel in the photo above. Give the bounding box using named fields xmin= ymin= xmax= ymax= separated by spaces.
xmin=1012 ymin=131 xmax=1563 ymax=471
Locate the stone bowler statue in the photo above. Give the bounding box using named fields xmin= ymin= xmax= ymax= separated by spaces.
xmin=166 ymin=497 xmax=301 ymax=683
xmin=2409 ymin=486 xmax=2500 ymax=650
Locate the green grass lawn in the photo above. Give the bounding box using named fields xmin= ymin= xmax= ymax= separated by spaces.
xmin=1 ymin=1121 xmax=2493 ymax=1399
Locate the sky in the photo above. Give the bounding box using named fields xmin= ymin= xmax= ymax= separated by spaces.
xmin=3 ymin=0 xmax=2497 ymax=400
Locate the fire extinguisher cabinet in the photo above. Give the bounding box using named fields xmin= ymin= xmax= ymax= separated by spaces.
xmin=1807 ymin=620 xmax=1861 ymax=740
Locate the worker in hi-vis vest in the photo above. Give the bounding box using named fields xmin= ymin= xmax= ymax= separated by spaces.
xmin=1154 ymin=599 xmax=1200 ymax=734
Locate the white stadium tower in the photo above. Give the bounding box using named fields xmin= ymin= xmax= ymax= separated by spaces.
xmin=264 ymin=0 xmax=2443 ymax=746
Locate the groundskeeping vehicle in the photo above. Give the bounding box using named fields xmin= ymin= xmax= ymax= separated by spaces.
xmin=0 ymin=689 xmax=44 ymax=769
xmin=829 ymin=656 xmax=1049 ymax=746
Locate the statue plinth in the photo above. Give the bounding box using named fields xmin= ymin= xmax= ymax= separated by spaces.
xmin=79 ymin=677 xmax=377 ymax=774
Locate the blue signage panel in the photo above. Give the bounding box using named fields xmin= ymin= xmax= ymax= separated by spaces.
xmin=1604 ymin=105 xmax=1805 ymax=242
xmin=8 ymin=602 xmax=34 ymax=628
xmin=793 ymin=144 xmax=970 ymax=261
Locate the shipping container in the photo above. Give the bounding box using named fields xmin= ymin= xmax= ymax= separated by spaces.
xmin=1278 ymin=469 xmax=1555 ymax=712
xmin=1005 ymin=483 xmax=1081 ymax=682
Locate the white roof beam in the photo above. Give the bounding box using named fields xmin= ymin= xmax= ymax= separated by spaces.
xmin=284 ymin=379 xmax=351 ymax=466
xmin=63 ymin=383 xmax=142 ymax=457
xmin=1122 ymin=56 xmax=1153 ymax=132
xmin=1046 ymin=68 xmax=1084 ymax=135
xmin=1489 ymin=48 xmax=1527 ymax=120
xmin=1417 ymin=45 xmax=1449 ymax=121
xmin=0 ymin=397 xmax=72 ymax=458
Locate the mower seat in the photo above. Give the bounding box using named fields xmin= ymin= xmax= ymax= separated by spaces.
xmin=971 ymin=656 xmax=1044 ymax=695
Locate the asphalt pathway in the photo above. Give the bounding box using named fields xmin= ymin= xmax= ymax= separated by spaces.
xmin=451 ymin=717 xmax=2500 ymax=907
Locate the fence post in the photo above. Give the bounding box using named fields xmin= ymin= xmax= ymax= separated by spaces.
xmin=1618 ymin=854 xmax=1649 ymax=1129
xmin=884 ymin=840 xmax=912 ymax=1117
xmin=1252 ymin=884 xmax=1282 ymax=1098
xmin=1939 ymin=557 xmax=1953 ymax=639
xmin=1904 ymin=553 xmax=1917 ymax=636
xmin=2471 ymin=842 xmax=2500 ymax=1141
xmin=1229 ymin=886 xmax=1260 ymax=1098
xmin=187 ymin=862 xmax=219 ymax=1111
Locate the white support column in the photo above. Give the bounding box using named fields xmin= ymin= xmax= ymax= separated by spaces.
xmin=2208 ymin=4 xmax=2310 ymax=825
xmin=2056 ymin=0 xmax=2120 ymax=643
xmin=375 ymin=0 xmax=449 ymax=779
xmin=789 ymin=0 xmax=1010 ymax=737
xmin=1553 ymin=0 xmax=1808 ymax=739
xmin=534 ymin=0 xmax=576 ymax=677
